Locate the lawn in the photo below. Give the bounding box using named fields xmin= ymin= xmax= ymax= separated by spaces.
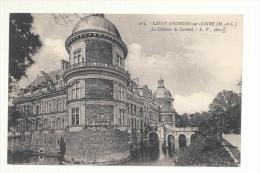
xmin=174 ymin=134 xmax=238 ymax=167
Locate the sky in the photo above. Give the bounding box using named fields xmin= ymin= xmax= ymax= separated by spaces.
xmin=19 ymin=14 xmax=242 ymax=114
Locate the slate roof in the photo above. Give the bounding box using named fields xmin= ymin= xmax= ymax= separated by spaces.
xmin=28 ymin=69 xmax=62 ymax=88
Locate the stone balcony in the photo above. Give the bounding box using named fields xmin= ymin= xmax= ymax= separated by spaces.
xmin=160 ymin=109 xmax=175 ymax=113
xmin=63 ymin=62 xmax=130 ymax=83
xmin=165 ymin=124 xmax=198 ymax=132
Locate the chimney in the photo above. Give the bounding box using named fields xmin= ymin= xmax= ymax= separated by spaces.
xmin=133 ymin=78 xmax=139 ymax=85
xmin=61 ymin=60 xmax=69 ymax=70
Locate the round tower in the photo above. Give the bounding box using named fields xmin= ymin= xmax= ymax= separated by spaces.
xmin=154 ymin=77 xmax=175 ymax=127
xmin=63 ymin=14 xmax=130 ymax=164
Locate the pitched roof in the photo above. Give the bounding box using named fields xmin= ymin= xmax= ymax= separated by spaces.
xmin=28 ymin=70 xmax=62 ymax=87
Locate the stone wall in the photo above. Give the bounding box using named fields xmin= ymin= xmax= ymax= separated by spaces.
xmin=30 ymin=132 xmax=65 ymax=153
xmin=85 ymin=40 xmax=112 ymax=65
xmin=9 ymin=135 xmax=31 ymax=152
xmin=85 ymin=78 xmax=113 ymax=99
xmin=9 ymin=132 xmax=65 ymax=154
xmin=161 ymin=114 xmax=173 ymax=122
xmin=85 ymin=104 xmax=113 ymax=126
xmin=64 ymin=128 xmax=130 ymax=164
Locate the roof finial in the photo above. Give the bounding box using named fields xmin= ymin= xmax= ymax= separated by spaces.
xmin=158 ymin=74 xmax=164 ymax=88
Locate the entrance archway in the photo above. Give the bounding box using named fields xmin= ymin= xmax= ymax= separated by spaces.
xmin=167 ymin=134 xmax=175 ymax=151
xmin=149 ymin=132 xmax=159 ymax=147
xmin=39 ymin=148 xmax=45 ymax=153
xmin=179 ymin=134 xmax=187 ymax=148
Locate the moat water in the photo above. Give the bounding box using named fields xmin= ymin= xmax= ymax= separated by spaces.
xmin=9 ymin=147 xmax=177 ymax=166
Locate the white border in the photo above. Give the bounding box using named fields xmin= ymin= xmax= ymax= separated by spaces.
xmin=1 ymin=0 xmax=260 ymax=173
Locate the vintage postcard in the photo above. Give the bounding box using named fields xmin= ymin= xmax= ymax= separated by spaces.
xmin=6 ymin=13 xmax=242 ymax=166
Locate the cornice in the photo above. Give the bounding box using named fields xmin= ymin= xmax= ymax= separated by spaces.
xmin=65 ymin=29 xmax=128 ymax=57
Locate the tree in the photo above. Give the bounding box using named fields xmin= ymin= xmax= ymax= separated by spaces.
xmin=9 ymin=13 xmax=42 ymax=130
xmin=209 ymin=90 xmax=241 ymax=137
xmin=9 ymin=13 xmax=42 ymax=89
xmin=175 ymin=113 xmax=192 ymax=127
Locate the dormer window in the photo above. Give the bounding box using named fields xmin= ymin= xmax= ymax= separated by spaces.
xmin=73 ymin=49 xmax=82 ymax=64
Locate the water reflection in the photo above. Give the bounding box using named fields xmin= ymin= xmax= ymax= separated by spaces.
xmin=8 ymin=152 xmax=62 ymax=165
xmin=122 ymin=146 xmax=176 ymax=166
xmin=9 ymin=146 xmax=176 ymax=166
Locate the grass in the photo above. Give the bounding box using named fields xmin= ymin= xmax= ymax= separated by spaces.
xmin=174 ymin=134 xmax=237 ymax=167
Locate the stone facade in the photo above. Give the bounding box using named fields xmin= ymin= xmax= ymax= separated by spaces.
xmin=85 ymin=39 xmax=113 ymax=65
xmin=85 ymin=104 xmax=113 ymax=125
xmin=64 ymin=128 xmax=130 ymax=164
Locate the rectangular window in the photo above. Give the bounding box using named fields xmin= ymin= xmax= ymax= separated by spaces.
xmin=71 ymin=81 xmax=80 ymax=99
xmin=71 ymin=108 xmax=79 ymax=126
xmin=57 ymin=99 xmax=60 ymax=111
xmin=72 ymin=88 xmax=76 ymax=99
xmin=57 ymin=99 xmax=63 ymax=112
xmin=62 ymin=98 xmax=65 ymax=110
xmin=131 ymin=118 xmax=134 ymax=128
xmin=45 ymin=102 xmax=48 ymax=113
xmin=75 ymin=82 xmax=80 ymax=98
xmin=24 ymin=105 xmax=28 ymax=116
xmin=134 ymin=105 xmax=137 ymax=114
xmin=121 ymin=86 xmax=125 ymax=101
xmin=36 ymin=119 xmax=41 ymax=130
xmin=20 ymin=121 xmax=23 ymax=131
xmin=118 ymin=84 xmax=125 ymax=101
xmin=128 ymin=118 xmax=131 ymax=128
xmin=43 ymin=119 xmax=48 ymax=130
xmin=115 ymin=56 xmax=120 ymax=66
xmin=116 ymin=55 xmax=124 ymax=68
xmin=48 ymin=102 xmax=51 ymax=113
xmin=62 ymin=118 xmax=65 ymax=129
xmin=57 ymin=138 xmax=60 ymax=146
xmin=56 ymin=117 xmax=61 ymax=129
xmin=73 ymin=49 xmax=82 ymax=64
xmin=119 ymin=109 xmax=124 ymax=125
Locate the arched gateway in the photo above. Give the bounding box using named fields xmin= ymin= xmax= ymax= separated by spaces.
xmin=149 ymin=132 xmax=159 ymax=147
xmin=179 ymin=134 xmax=187 ymax=148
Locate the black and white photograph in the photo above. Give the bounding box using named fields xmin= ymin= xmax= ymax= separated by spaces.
xmin=6 ymin=13 xmax=242 ymax=166
xmin=1 ymin=1 xmax=260 ymax=173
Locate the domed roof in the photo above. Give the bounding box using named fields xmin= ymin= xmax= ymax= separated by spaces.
xmin=153 ymin=78 xmax=172 ymax=99
xmin=72 ymin=14 xmax=121 ymax=39
xmin=154 ymin=87 xmax=172 ymax=99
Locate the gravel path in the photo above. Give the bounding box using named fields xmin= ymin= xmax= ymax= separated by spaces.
xmin=223 ymin=134 xmax=241 ymax=164
xmin=223 ymin=134 xmax=241 ymax=152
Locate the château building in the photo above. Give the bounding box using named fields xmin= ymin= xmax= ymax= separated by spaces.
xmin=8 ymin=14 xmax=197 ymax=164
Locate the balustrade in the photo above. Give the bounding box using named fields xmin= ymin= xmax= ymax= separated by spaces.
xmin=64 ymin=61 xmax=130 ymax=77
